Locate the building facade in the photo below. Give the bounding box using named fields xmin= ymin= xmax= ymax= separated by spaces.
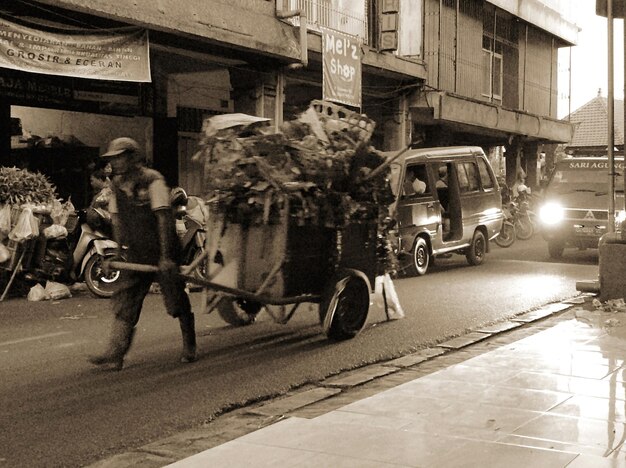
xmin=0 ymin=0 xmax=577 ymax=203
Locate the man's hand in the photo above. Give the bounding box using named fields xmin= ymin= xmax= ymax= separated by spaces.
xmin=158 ymin=257 xmax=179 ymax=279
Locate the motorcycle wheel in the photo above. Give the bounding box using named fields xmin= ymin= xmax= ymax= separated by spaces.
xmin=515 ymin=216 xmax=534 ymax=240
xmin=190 ymin=247 xmax=209 ymax=281
xmin=494 ymin=223 xmax=516 ymax=248
xmin=84 ymin=252 xmax=122 ymax=298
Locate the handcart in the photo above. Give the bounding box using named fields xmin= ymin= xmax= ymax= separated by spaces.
xmin=110 ymin=200 xmax=381 ymax=340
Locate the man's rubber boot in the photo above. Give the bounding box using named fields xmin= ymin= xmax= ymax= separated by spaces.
xmin=88 ymin=319 xmax=135 ymax=371
xmin=179 ymin=313 xmax=197 ymax=363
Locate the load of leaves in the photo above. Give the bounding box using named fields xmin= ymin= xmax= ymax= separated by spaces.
xmin=193 ymin=101 xmax=398 ymax=274
xmin=0 ymin=167 xmax=58 ymax=206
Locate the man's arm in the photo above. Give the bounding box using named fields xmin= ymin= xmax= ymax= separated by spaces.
xmin=149 ymin=177 xmax=178 ymax=276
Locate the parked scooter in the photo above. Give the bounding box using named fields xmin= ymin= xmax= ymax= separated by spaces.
xmin=170 ymin=188 xmax=208 ymax=280
xmin=513 ymin=185 xmax=535 ymax=240
xmin=494 ymin=182 xmax=516 ymax=248
xmin=24 ymin=208 xmax=123 ymax=298
xmin=494 ymin=200 xmax=517 ymax=248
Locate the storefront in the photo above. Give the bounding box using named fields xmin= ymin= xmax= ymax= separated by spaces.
xmin=0 ymin=2 xmax=424 ymax=208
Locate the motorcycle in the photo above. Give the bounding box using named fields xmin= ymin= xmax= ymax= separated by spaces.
xmin=21 ymin=208 xmax=123 ymax=298
xmin=494 ymin=200 xmax=517 ymax=248
xmin=513 ymin=187 xmax=536 ymax=240
xmin=171 ymin=188 xmax=208 ymax=281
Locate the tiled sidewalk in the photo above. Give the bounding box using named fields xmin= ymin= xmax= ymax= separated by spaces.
xmin=167 ymin=304 xmax=626 ymax=467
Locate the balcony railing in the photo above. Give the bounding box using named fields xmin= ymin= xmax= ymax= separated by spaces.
xmin=279 ymin=0 xmax=368 ymax=44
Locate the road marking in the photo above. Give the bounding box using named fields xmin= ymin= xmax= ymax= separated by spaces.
xmin=0 ymin=331 xmax=70 ymax=347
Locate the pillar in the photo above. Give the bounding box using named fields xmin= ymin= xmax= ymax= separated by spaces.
xmin=0 ymin=98 xmax=10 ymax=165
xmin=523 ymin=141 xmax=540 ymax=192
xmin=383 ymin=95 xmax=410 ymax=151
xmin=504 ymin=139 xmax=521 ymax=188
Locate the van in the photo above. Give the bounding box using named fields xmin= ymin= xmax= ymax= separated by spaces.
xmin=388 ymin=146 xmax=503 ymax=275
xmin=538 ymin=156 xmax=625 ymax=258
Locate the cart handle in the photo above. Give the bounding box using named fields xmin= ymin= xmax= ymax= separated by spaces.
xmin=357 ymin=146 xmax=409 ymax=184
xmin=107 ymin=261 xmax=321 ymax=306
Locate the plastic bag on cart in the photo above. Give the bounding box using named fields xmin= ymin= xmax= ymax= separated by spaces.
xmin=8 ymin=207 xmax=39 ymax=242
xmin=0 ymin=242 xmax=9 ymax=264
xmin=43 ymin=224 xmax=68 ymax=239
xmin=0 ymin=204 xmax=11 ymax=240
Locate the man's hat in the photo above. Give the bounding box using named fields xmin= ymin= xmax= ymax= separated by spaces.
xmin=101 ymin=137 xmax=140 ymax=158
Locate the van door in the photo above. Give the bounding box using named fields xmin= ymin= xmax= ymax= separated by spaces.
xmin=395 ymin=162 xmax=440 ymax=252
xmin=436 ymin=162 xmax=463 ymax=243
xmin=455 ymin=156 xmax=501 ymax=241
xmin=455 ymin=158 xmax=483 ymax=241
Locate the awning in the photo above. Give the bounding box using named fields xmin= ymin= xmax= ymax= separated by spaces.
xmin=410 ymin=91 xmax=574 ymax=144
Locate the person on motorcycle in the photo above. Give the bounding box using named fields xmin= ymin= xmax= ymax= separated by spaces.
xmin=88 ymin=137 xmax=197 ymax=370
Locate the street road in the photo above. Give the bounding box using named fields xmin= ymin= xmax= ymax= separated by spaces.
xmin=0 ymin=234 xmax=598 ymax=467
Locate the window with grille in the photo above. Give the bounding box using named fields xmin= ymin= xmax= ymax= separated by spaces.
xmin=482 ymin=5 xmax=513 ymax=103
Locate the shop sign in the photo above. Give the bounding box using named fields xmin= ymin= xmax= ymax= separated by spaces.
xmin=322 ymin=27 xmax=362 ymax=108
xmin=379 ymin=0 xmax=399 ymax=51
xmin=0 ymin=17 xmax=150 ymax=82
xmin=0 ymin=67 xmax=143 ymax=116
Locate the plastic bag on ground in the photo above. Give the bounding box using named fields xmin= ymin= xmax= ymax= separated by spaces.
xmin=27 ymin=283 xmax=46 ymax=301
xmin=44 ymin=281 xmax=72 ymax=300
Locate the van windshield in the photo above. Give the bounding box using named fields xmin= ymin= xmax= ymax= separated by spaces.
xmin=550 ymin=165 xmax=625 ymax=194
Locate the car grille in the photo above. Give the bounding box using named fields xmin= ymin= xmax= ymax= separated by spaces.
xmin=564 ymin=209 xmax=608 ymax=221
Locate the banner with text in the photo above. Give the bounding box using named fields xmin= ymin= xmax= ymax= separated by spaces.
xmin=322 ymin=27 xmax=361 ymax=108
xmin=0 ymin=17 xmax=150 ymax=82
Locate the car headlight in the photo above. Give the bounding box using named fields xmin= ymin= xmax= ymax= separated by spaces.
xmin=616 ymin=210 xmax=626 ymax=229
xmin=539 ymin=203 xmax=564 ymax=225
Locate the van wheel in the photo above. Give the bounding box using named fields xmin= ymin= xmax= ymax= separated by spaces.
xmin=408 ymin=237 xmax=429 ymax=276
xmin=548 ymin=240 xmax=564 ymax=259
xmin=466 ymin=230 xmax=486 ymax=266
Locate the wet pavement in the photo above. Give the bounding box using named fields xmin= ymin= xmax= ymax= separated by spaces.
xmin=91 ymin=293 xmax=626 ymax=467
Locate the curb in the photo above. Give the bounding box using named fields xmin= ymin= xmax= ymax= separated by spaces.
xmin=87 ymin=293 xmax=596 ymax=468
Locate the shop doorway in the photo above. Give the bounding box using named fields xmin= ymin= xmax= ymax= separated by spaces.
xmin=6 ymin=106 xmax=152 ymax=209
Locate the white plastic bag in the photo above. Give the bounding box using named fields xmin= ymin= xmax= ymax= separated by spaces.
xmin=8 ymin=207 xmax=39 ymax=242
xmin=43 ymin=224 xmax=68 ymax=239
xmin=44 ymin=281 xmax=72 ymax=301
xmin=27 ymin=283 xmax=46 ymax=302
xmin=58 ymin=199 xmax=75 ymax=227
xmin=374 ymin=273 xmax=405 ymax=321
xmin=0 ymin=204 xmax=11 ymax=239
xmin=0 ymin=242 xmax=9 ymax=264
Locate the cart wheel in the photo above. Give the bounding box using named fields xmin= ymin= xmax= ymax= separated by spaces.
xmin=319 ymin=269 xmax=370 ymax=340
xmin=217 ymin=297 xmax=262 ymax=326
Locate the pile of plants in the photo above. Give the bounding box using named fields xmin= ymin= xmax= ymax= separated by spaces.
xmin=193 ymin=100 xmax=397 ymax=273
xmin=0 ymin=166 xmax=58 ymax=206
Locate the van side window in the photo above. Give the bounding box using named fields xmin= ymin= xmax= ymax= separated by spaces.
xmin=402 ymin=164 xmax=431 ymax=198
xmin=477 ymin=158 xmax=495 ymax=190
xmin=458 ymin=162 xmax=481 ymax=193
